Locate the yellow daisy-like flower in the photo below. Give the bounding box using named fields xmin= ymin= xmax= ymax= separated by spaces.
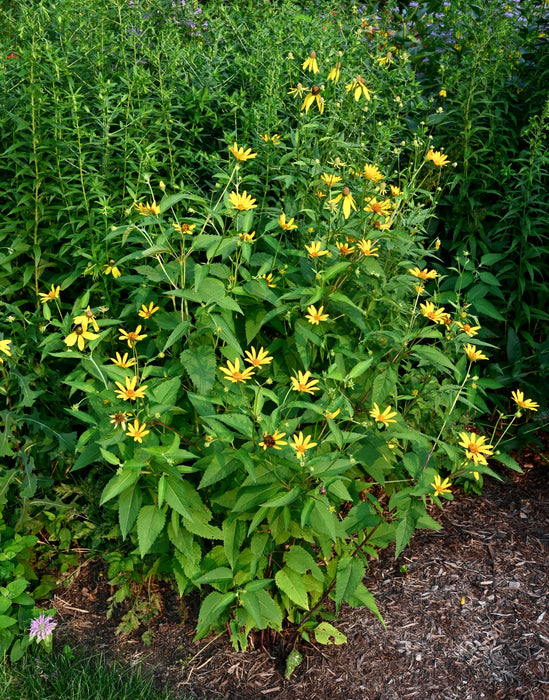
xmin=219 ymin=357 xmax=255 ymax=384
xmin=126 ymin=418 xmax=150 ymax=443
xmin=109 ymin=411 xmax=130 ymax=430
xmin=358 ymin=239 xmax=379 ymax=257
xmin=173 ymin=223 xmax=195 ymax=235
xmin=0 ymin=339 xmax=12 ymax=357
xmin=302 ymin=50 xmax=319 ymax=73
xmin=290 ymin=370 xmax=320 ymax=394
xmin=409 ymin=267 xmax=439 ymax=281
xmin=259 ymin=430 xmax=287 ymax=450
xmin=260 ymin=133 xmax=281 ymax=145
xmin=458 ymin=432 xmax=494 ymax=465
xmin=119 ymin=325 xmax=147 ymax=348
xmin=288 ymin=82 xmax=308 ymax=98
xmin=262 ymin=272 xmax=277 ymax=288
xmin=370 ymin=403 xmax=398 ymax=426
xmin=431 ymin=474 xmax=452 ymax=496
xmin=244 ymin=346 xmax=273 ymax=367
xmin=110 ymin=352 xmax=137 ymax=369
xmin=305 ymin=241 xmax=329 ymax=259
xmin=324 ymin=408 xmax=341 ymax=420
xmin=239 ymin=231 xmax=256 ymax=242
xmin=346 ymin=74 xmax=372 ymax=101
xmin=114 ymin=375 xmax=148 ymax=401
xmin=135 ymin=201 xmax=161 ymax=216
xmin=362 ymin=164 xmax=384 ymax=182
xmin=336 ymin=241 xmax=355 ymax=256
xmin=511 ymin=389 xmax=539 ymax=412
xmin=278 ymin=212 xmax=298 ymax=230
xmin=420 ymin=301 xmax=447 ymax=324
xmin=415 ymin=284 xmax=425 ymax=295
xmin=229 ymin=191 xmax=258 ymax=211
xmin=64 ymin=325 xmax=99 ymax=351
xmin=229 ymin=142 xmax=257 ymax=162
xmin=439 ymin=88 xmax=447 ymax=97
xmin=74 ymin=306 xmax=99 ymax=332
xmin=38 ymin=284 xmax=61 ymax=304
xmin=305 ymin=305 xmax=329 ymax=325
xmin=426 ymin=149 xmax=450 ymax=167
xmin=456 ymin=320 xmax=481 ymax=337
xmin=321 ymin=173 xmax=342 ymax=187
xmin=464 ymin=344 xmax=489 ymax=361
xmin=290 ymin=431 xmax=318 ymax=457
xmin=301 ymin=86 xmax=325 ymax=115
xmin=327 ymin=62 xmax=341 ymax=82
xmin=138 ymin=302 xmax=159 ymax=319
xmin=364 ymin=196 xmax=391 ymax=217
xmin=104 ymin=260 xmax=121 ymax=278
xmin=330 ymin=187 xmax=357 ymax=219
xmin=390 ymin=185 xmax=402 ymax=197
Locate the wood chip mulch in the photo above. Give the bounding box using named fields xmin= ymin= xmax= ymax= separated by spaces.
xmin=53 ymin=438 xmax=548 ymax=700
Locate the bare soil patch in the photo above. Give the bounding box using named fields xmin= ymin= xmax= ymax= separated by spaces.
xmin=53 ymin=438 xmax=548 ymax=700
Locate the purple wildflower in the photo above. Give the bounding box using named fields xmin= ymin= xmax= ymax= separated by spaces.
xmin=29 ymin=614 xmax=57 ymax=642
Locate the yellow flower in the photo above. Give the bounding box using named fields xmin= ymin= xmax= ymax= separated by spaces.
xmin=415 ymin=284 xmax=425 ymax=295
xmin=244 ymin=346 xmax=273 ymax=367
xmin=74 ymin=306 xmax=99 ymax=332
xmin=219 ymin=357 xmax=255 ymax=384
xmin=259 ymin=430 xmax=287 ymax=450
xmin=110 ymin=352 xmax=137 ymax=369
xmin=260 ymin=133 xmax=281 ymax=145
xmin=39 ymin=284 xmax=60 ymax=304
xmin=134 ymin=201 xmax=161 ymax=216
xmin=336 ymin=241 xmax=355 ymax=256
xmin=229 ymin=191 xmax=258 ymax=211
xmin=0 ymin=339 xmax=12 ymax=357
xmin=302 ymin=50 xmax=319 ymax=73
xmin=138 ymin=302 xmax=159 ymax=319
xmin=64 ymin=325 xmax=99 ymax=351
xmin=408 ymin=267 xmax=439 ymax=281
xmin=362 ymin=164 xmax=384 ymax=182
xmin=390 ymin=185 xmax=401 ymax=197
xmin=370 ymin=403 xmax=398 ymax=426
xmin=291 ymin=370 xmax=320 ymax=394
xmin=305 ymin=241 xmax=329 ymax=259
xmin=364 ymin=196 xmax=391 ymax=217
xmin=301 ymin=86 xmax=325 ymax=115
xmin=321 ymin=173 xmax=342 ymax=187
xmin=431 ymin=474 xmax=452 ymax=496
xmin=511 ymin=389 xmax=539 ymax=412
xmin=426 ymin=149 xmax=450 ymax=167
xmin=327 ymin=62 xmax=341 ymax=82
xmin=458 ymin=432 xmax=494 ymax=465
xmin=262 ymin=273 xmax=277 ymax=287
xmin=420 ymin=301 xmax=447 ymax=324
xmin=173 ymin=223 xmax=195 ymax=235
xmin=288 ymin=83 xmax=308 ymax=98
xmin=330 ymin=187 xmax=357 ymax=219
xmin=104 ymin=260 xmax=121 ymax=278
xmin=109 ymin=411 xmax=130 ymax=430
xmin=229 ymin=142 xmax=257 ymax=162
xmin=346 ymin=74 xmax=372 ymax=101
xmin=376 ymin=51 xmax=393 ymax=67
xmin=278 ymin=212 xmax=298 ymax=230
xmin=119 ymin=325 xmax=147 ymax=348
xmin=438 ymin=88 xmax=447 ymax=97
xmin=464 ymin=344 xmax=488 ymax=361
xmin=456 ymin=320 xmax=481 ymax=337
xmin=126 ymin=418 xmax=150 ymax=443
xmin=305 ymin=305 xmax=329 ymax=325
xmin=114 ymin=375 xmax=148 ymax=401
xmin=290 ymin=431 xmax=318 ymax=457
xmin=239 ymin=231 xmax=256 ymax=242
xmin=357 ymin=239 xmax=380 ymax=257
xmin=324 ymin=408 xmax=341 ymax=420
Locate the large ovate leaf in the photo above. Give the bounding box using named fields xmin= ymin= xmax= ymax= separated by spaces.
xmin=137 ymin=505 xmax=166 ymax=558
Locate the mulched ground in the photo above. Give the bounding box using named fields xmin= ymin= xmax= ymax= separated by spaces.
xmin=53 ymin=437 xmax=548 ymax=700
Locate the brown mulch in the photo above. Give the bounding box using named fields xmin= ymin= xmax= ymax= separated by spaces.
xmin=53 ymin=438 xmax=548 ymax=700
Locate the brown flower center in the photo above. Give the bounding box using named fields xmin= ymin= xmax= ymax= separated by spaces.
xmin=311 ymin=85 xmax=320 ymax=95
xmin=262 ymin=434 xmax=276 ymax=448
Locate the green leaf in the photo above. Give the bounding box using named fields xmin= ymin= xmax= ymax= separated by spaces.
xmin=194 ymin=591 xmax=236 ymax=640
xmin=285 ymin=545 xmax=324 ymax=582
xmin=162 ymin=321 xmax=191 ymax=354
xmin=412 ymin=345 xmax=455 ymax=373
xmin=284 ymin=649 xmax=303 ymax=680
xmin=346 ymin=582 xmax=385 ymax=626
xmin=164 ymin=476 xmax=193 ymax=520
xmin=118 ymin=484 xmax=142 ymax=540
xmin=314 ymin=621 xmax=347 ymax=645
xmin=194 ymin=567 xmax=233 ymax=585
xmin=261 ymin=486 xmax=302 ymax=508
xmin=181 ymin=345 xmax=216 ymax=395
xmin=152 ymin=377 xmax=181 ymax=406
xmin=335 ymin=556 xmax=364 ymax=612
xmin=100 ymin=467 xmax=141 ymax=505
xmin=223 ymin=519 xmax=247 ymax=570
xmin=0 ymin=615 xmax=17 ymax=628
xmin=371 ymin=365 xmax=398 ymax=405
xmin=275 ymin=567 xmax=309 ymax=610
xmin=137 ymin=505 xmax=166 ymax=558
xmin=492 ymin=451 xmax=522 ymax=473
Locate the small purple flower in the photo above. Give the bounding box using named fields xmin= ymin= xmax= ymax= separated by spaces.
xmin=29 ymin=614 xmax=57 ymax=642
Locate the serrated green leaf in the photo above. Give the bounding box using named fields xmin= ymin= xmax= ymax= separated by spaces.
xmin=100 ymin=468 xmax=141 ymax=505
xmin=194 ymin=591 xmax=236 ymax=640
xmin=118 ymin=483 xmax=142 ymax=539
xmin=181 ymin=345 xmax=216 ymax=395
xmin=314 ymin=621 xmax=347 ymax=645
xmin=164 ymin=476 xmax=193 ymax=519
xmin=275 ymin=567 xmax=309 ymax=610
xmin=335 ymin=556 xmax=364 ymax=612
xmin=137 ymin=505 xmax=166 ymax=558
